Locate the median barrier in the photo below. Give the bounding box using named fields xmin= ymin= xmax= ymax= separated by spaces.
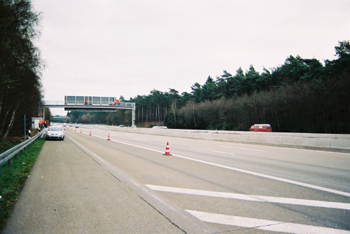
xmin=281 ymin=136 xmax=331 ymax=149
xmin=330 ymin=138 xmax=350 ymax=150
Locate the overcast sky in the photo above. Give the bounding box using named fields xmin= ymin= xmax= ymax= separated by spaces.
xmin=31 ymin=0 xmax=350 ymax=115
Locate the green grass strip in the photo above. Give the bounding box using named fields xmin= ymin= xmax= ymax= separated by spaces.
xmin=0 ymin=139 xmax=19 ymax=154
xmin=0 ymin=138 xmax=45 ymax=231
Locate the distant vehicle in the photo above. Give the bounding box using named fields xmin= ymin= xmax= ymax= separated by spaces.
xmin=152 ymin=126 xmax=168 ymax=129
xmin=63 ymin=123 xmax=67 ymax=127
xmin=46 ymin=126 xmax=65 ymax=140
xmin=249 ymin=124 xmax=272 ymax=132
xmin=119 ymin=125 xmax=124 ymax=127
xmin=75 ymin=125 xmax=79 ymax=128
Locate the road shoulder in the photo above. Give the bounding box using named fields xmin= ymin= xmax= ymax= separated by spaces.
xmin=3 ymin=137 xmax=183 ymax=234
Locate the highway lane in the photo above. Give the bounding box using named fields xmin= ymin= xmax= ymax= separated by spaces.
xmin=73 ymin=125 xmax=350 ymax=193
xmin=66 ymin=125 xmax=350 ymax=233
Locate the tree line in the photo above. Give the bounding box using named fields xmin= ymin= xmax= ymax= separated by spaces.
xmin=68 ymin=109 xmax=131 ymax=127
xmin=71 ymin=40 xmax=350 ymax=133
xmin=133 ymin=41 xmax=350 ymax=133
xmin=2 ymin=1 xmax=348 ymax=136
xmin=0 ymin=0 xmax=43 ymax=137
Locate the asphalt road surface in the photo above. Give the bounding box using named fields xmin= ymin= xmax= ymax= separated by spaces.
xmin=4 ymin=125 xmax=350 ymax=233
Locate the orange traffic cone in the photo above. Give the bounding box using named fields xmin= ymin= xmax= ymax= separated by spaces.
xmin=80 ymin=129 xmax=82 ymax=133
xmin=89 ymin=131 xmax=91 ymax=136
xmin=164 ymin=142 xmax=172 ymax=156
xmin=107 ymin=134 xmax=111 ymax=141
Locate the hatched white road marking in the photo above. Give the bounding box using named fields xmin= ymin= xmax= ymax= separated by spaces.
xmin=147 ymin=185 xmax=350 ymax=210
xmin=187 ymin=210 xmax=350 ymax=234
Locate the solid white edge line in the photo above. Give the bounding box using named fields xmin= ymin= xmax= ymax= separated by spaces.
xmin=72 ymin=131 xmax=350 ymax=198
xmin=146 ymin=185 xmax=350 ymax=210
xmin=67 ymin=135 xmax=216 ymax=234
xmin=187 ymin=210 xmax=350 ymax=234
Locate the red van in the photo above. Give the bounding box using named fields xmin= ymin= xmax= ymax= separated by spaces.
xmin=249 ymin=124 xmax=272 ymax=132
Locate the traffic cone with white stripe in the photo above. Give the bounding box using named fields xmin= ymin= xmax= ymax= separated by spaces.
xmin=89 ymin=131 xmax=91 ymax=136
xmin=164 ymin=142 xmax=172 ymax=156
xmin=107 ymin=134 xmax=111 ymax=141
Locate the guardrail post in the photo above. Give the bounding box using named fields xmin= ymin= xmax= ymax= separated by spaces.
xmin=8 ymin=158 xmax=11 ymax=166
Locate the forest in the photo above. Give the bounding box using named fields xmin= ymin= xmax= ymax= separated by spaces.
xmin=1 ymin=2 xmax=349 ymax=135
xmin=0 ymin=0 xmax=43 ymax=137
xmin=70 ymin=40 xmax=350 ymax=134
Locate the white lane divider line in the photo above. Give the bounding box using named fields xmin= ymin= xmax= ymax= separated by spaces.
xmin=93 ymin=134 xmax=165 ymax=153
xmin=171 ymin=154 xmax=350 ymax=198
xmin=187 ymin=210 xmax=350 ymax=234
xmin=220 ymin=145 xmax=265 ymax=152
xmin=67 ymin=135 xmax=216 ymax=233
xmin=73 ymin=132 xmax=350 ymax=198
xmin=146 ymin=185 xmax=350 ymax=211
xmin=190 ymin=147 xmax=235 ymax=155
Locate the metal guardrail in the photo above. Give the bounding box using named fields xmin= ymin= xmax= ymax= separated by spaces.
xmin=0 ymin=130 xmax=45 ymax=173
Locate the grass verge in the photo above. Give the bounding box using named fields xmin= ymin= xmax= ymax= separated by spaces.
xmin=0 ymin=138 xmax=45 ymax=231
xmin=0 ymin=138 xmax=22 ymax=154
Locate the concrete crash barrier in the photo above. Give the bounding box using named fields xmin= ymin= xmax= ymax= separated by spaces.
xmin=101 ymin=126 xmax=350 ymax=153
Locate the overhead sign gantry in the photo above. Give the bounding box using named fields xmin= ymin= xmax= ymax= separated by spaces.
xmin=42 ymin=96 xmax=136 ymax=127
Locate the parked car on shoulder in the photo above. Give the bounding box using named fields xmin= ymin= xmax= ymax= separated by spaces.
xmin=46 ymin=126 xmax=65 ymax=140
xmin=249 ymin=124 xmax=272 ymax=132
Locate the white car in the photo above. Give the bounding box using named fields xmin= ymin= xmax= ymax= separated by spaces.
xmin=152 ymin=126 xmax=168 ymax=129
xmin=46 ymin=126 xmax=65 ymax=140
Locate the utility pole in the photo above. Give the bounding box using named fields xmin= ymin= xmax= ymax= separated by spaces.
xmin=132 ymin=104 xmax=136 ymax=128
